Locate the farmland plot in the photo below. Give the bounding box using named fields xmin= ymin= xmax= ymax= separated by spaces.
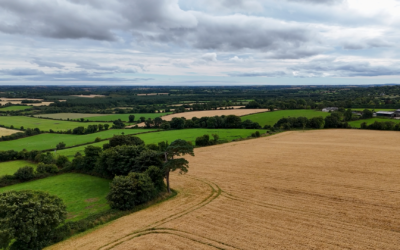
xmin=50 ymin=129 xmax=400 ymax=249
xmin=0 ymin=127 xmax=19 ymax=136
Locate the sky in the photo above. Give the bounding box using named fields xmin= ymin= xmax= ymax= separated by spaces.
xmin=0 ymin=0 xmax=400 ymax=86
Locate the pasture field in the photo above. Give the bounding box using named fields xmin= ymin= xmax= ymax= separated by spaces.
xmin=35 ymin=113 xmax=172 ymax=122
xmin=352 ymin=108 xmax=395 ymax=111
xmin=0 ymin=129 xmax=155 ymax=152
xmin=55 ymin=129 xmax=265 ymax=159
xmin=0 ymin=106 xmax=31 ymax=112
xmin=241 ymin=109 xmax=329 ymax=126
xmin=0 ymin=127 xmax=19 ymax=136
xmin=0 ymin=116 xmax=112 ymax=131
xmin=348 ymin=118 xmax=400 ymax=128
xmin=50 ymin=130 xmax=400 ymax=249
xmin=133 ymin=109 xmax=269 ymax=127
xmin=0 ymin=173 xmax=110 ymax=221
xmin=0 ymin=160 xmax=36 ymax=177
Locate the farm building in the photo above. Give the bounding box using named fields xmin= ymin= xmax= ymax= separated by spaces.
xmin=376 ymin=111 xmax=394 ymax=117
xmin=322 ymin=107 xmax=338 ymax=112
xmin=394 ymin=109 xmax=400 ymax=117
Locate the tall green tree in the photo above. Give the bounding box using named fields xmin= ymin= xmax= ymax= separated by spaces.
xmin=162 ymin=140 xmax=194 ymax=193
xmin=0 ymin=191 xmax=66 ymax=250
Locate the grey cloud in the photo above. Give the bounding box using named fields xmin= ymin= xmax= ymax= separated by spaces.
xmin=76 ymin=61 xmax=120 ymax=71
xmin=0 ymin=68 xmax=44 ymax=76
xmin=290 ymin=59 xmax=400 ymax=77
xmin=31 ymin=59 xmax=64 ymax=69
xmin=343 ymin=39 xmax=392 ymax=50
xmin=229 ymin=71 xmax=288 ymax=77
xmin=286 ymin=0 xmax=343 ymax=4
xmin=0 ymin=0 xmax=119 ymax=40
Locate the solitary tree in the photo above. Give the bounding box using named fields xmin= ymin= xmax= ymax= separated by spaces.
xmin=162 ymin=140 xmax=194 ymax=193
xmin=129 ymin=115 xmax=135 ymax=122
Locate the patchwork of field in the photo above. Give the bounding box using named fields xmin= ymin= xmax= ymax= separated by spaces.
xmin=352 ymin=108 xmax=395 ymax=111
xmin=70 ymin=95 xmax=106 ymax=98
xmin=0 ymin=116 xmax=113 ymax=131
xmin=348 ymin=118 xmax=400 ymax=128
xmin=55 ymin=129 xmax=264 ymax=159
xmin=242 ymin=109 xmax=330 ymax=126
xmin=0 ymin=106 xmax=32 ymax=112
xmin=0 ymin=129 xmax=155 ymax=152
xmin=0 ymin=127 xmax=19 ymax=136
xmin=133 ymin=109 xmax=269 ymax=127
xmin=50 ymin=130 xmax=400 ymax=249
xmin=0 ymin=173 xmax=110 ymax=221
xmin=0 ymin=160 xmax=36 ymax=177
xmin=35 ymin=113 xmax=172 ymax=122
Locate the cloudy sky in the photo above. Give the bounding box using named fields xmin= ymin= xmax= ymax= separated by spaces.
xmin=0 ymin=0 xmax=400 ymax=85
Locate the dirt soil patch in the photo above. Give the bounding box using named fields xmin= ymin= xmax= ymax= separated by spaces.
xmin=49 ymin=129 xmax=400 ymax=249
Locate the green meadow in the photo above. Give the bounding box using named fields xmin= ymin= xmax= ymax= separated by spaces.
xmin=351 ymin=108 xmax=395 ymax=112
xmin=0 ymin=106 xmax=32 ymax=112
xmin=348 ymin=118 xmax=400 ymax=128
xmin=0 ymin=116 xmax=113 ymax=131
xmin=0 ymin=129 xmax=156 ymax=152
xmin=56 ymin=128 xmax=265 ymax=159
xmin=241 ymin=110 xmax=329 ymax=126
xmin=35 ymin=113 xmax=171 ymax=122
xmin=0 ymin=160 xmax=37 ymax=177
xmin=0 ymin=173 xmax=110 ymax=221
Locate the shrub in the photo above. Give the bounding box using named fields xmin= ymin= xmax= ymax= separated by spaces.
xmin=55 ymin=155 xmax=69 ymax=168
xmin=95 ymin=137 xmax=102 ymax=142
xmin=56 ymin=142 xmax=66 ymax=150
xmin=36 ymin=163 xmax=59 ymax=174
xmin=195 ymin=134 xmax=210 ymax=146
xmin=0 ymin=190 xmax=67 ymax=250
xmin=145 ymin=166 xmax=165 ymax=192
xmin=255 ymin=131 xmax=261 ymax=137
xmin=13 ymin=166 xmax=35 ymax=181
xmin=106 ymin=173 xmax=156 ymax=210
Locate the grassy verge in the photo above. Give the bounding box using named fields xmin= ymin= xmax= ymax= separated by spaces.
xmin=241 ymin=110 xmax=329 ymax=126
xmin=0 ymin=160 xmax=37 ymax=177
xmin=348 ymin=118 xmax=400 ymax=128
xmin=0 ymin=173 xmax=111 ymax=221
xmin=0 ymin=116 xmax=113 ymax=132
xmin=0 ymin=129 xmax=156 ymax=152
xmin=55 ymin=128 xmax=265 ymax=159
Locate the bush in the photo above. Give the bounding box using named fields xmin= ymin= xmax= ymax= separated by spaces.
xmin=195 ymin=134 xmax=210 ymax=146
xmin=14 ymin=166 xmax=35 ymax=181
xmin=56 ymin=142 xmax=66 ymax=150
xmin=55 ymin=155 xmax=69 ymax=168
xmin=95 ymin=137 xmax=102 ymax=142
xmin=0 ymin=190 xmax=67 ymax=250
xmin=145 ymin=166 xmax=165 ymax=192
xmin=36 ymin=163 xmax=59 ymax=174
xmin=106 ymin=173 xmax=156 ymax=210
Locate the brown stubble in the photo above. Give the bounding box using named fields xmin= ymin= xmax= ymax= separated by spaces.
xmin=48 ymin=129 xmax=400 ymax=250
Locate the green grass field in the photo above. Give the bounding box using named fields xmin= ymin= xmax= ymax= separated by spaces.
xmin=352 ymin=108 xmax=395 ymax=111
xmin=0 ymin=106 xmax=31 ymax=112
xmin=0 ymin=129 xmax=156 ymax=152
xmin=348 ymin=118 xmax=400 ymax=128
xmin=56 ymin=129 xmax=265 ymax=159
xmin=0 ymin=174 xmax=110 ymax=221
xmin=0 ymin=116 xmax=113 ymax=131
xmin=34 ymin=113 xmax=172 ymax=122
xmin=241 ymin=110 xmax=330 ymax=126
xmin=0 ymin=160 xmax=37 ymax=177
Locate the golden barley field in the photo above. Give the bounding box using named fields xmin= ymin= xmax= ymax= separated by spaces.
xmin=49 ymin=129 xmax=400 ymax=250
xmin=0 ymin=127 xmax=19 ymax=136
